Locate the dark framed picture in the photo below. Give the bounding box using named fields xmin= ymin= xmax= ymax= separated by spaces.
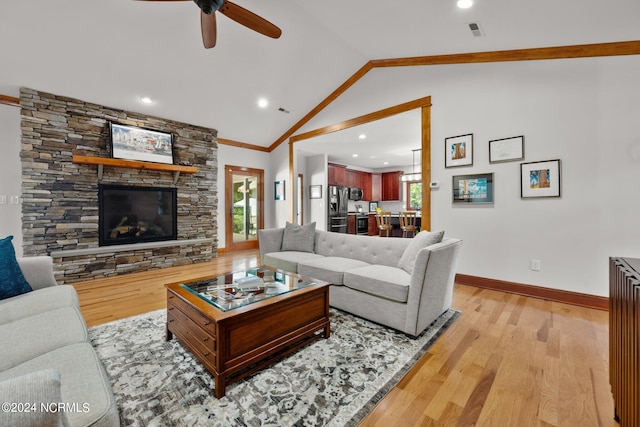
xmin=445 ymin=133 xmax=473 ymax=168
xmin=109 ymin=122 xmax=174 ymax=164
xmin=369 ymin=201 xmax=378 ymax=212
xmin=489 ymin=135 xmax=525 ymax=163
xmin=274 ymin=180 xmax=285 ymax=201
xmin=520 ymin=159 xmax=561 ymax=198
xmin=452 ymin=173 xmax=494 ymax=204
xmin=309 ymin=185 xmax=322 ymax=199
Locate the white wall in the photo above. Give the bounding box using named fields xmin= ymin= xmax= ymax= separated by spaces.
xmin=216 ymin=144 xmax=271 ymax=249
xmin=421 ymin=57 xmax=640 ymax=297
xmin=270 ymin=142 xmax=291 ymax=228
xmin=0 ymin=104 xmax=23 ymax=256
xmin=305 ymin=154 xmax=327 ymax=229
xmin=291 ymin=55 xmax=640 ymax=297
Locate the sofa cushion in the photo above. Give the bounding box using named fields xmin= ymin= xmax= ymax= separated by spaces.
xmin=397 ymin=230 xmax=445 ymax=274
xmin=344 ymin=265 xmax=411 ymax=303
xmin=0 ymin=307 xmax=88 ymax=372
xmin=298 ymin=257 xmax=370 ymax=285
xmin=264 ymin=251 xmax=325 ymax=274
xmin=0 ymin=369 xmax=70 ymax=427
xmin=0 ymin=285 xmax=80 ymax=325
xmin=0 ymin=343 xmax=120 ymax=427
xmin=0 ymin=236 xmax=33 ymax=300
xmin=314 ymin=231 xmax=410 ymax=267
xmin=281 ymin=221 xmax=316 ymax=253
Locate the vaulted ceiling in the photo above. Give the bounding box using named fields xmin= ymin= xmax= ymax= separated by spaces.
xmin=2 ymin=0 xmax=640 ymax=167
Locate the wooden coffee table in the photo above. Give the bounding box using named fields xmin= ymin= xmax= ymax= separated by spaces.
xmin=165 ymin=266 xmax=330 ymax=398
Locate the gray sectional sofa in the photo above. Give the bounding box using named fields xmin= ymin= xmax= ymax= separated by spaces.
xmin=0 ymin=256 xmax=119 ymax=427
xmin=258 ymin=223 xmax=462 ymax=337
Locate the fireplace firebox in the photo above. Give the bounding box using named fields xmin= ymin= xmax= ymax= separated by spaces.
xmin=99 ymin=185 xmax=177 ymax=246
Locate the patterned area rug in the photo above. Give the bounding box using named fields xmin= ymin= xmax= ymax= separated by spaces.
xmin=89 ymin=308 xmax=459 ymax=426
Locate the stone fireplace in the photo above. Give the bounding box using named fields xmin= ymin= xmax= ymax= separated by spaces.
xmin=19 ymin=88 xmax=219 ymax=284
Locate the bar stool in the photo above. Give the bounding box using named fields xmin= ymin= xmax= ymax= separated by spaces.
xmin=399 ymin=211 xmax=418 ymax=238
xmin=375 ymin=211 xmax=393 ymax=237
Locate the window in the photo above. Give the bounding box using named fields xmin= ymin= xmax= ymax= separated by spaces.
xmin=406 ymin=181 xmax=422 ymax=210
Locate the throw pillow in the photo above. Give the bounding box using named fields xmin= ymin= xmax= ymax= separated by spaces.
xmin=397 ymin=230 xmax=445 ymax=274
xmin=0 ymin=235 xmax=33 ymax=300
xmin=281 ymin=222 xmax=316 ymax=253
xmin=0 ymin=369 xmax=70 ymax=427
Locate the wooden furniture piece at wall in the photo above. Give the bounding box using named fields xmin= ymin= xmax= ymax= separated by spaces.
xmin=609 ymin=257 xmax=640 ymax=427
xmin=375 ymin=211 xmax=393 ymax=237
xmin=399 ymin=212 xmax=418 ymax=238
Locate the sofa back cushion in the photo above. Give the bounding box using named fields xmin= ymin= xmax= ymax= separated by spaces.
xmin=281 ymin=222 xmax=316 ymax=253
xmin=314 ymin=230 xmax=410 ymax=267
xmin=397 ymin=230 xmax=445 ymax=274
xmin=0 ymin=236 xmax=33 ymax=301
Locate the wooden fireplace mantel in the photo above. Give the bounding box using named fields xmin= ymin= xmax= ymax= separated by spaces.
xmin=72 ymin=155 xmax=198 ymax=184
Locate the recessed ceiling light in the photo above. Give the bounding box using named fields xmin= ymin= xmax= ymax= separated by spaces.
xmin=358 ymin=134 xmax=366 ymax=140
xmin=457 ymin=0 xmax=473 ymax=8
xmin=139 ymin=96 xmax=154 ymax=105
xmin=257 ymin=98 xmax=269 ymax=108
xmin=352 ymin=154 xmax=359 ymax=158
xmin=383 ymin=161 xmax=389 ymax=165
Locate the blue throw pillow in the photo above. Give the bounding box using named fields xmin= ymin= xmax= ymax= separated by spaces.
xmin=0 ymin=236 xmax=33 ymax=300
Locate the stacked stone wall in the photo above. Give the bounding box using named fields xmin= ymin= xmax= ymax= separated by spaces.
xmin=20 ymin=88 xmax=218 ymax=283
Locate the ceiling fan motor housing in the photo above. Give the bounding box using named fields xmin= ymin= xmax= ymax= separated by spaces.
xmin=194 ymin=0 xmax=224 ymax=14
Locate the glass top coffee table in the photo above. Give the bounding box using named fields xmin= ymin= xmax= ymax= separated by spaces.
xmin=165 ymin=265 xmax=330 ymax=398
xmin=181 ymin=266 xmax=320 ymax=312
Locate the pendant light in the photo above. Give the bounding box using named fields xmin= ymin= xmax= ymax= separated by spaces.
xmin=400 ymin=149 xmax=422 ymax=182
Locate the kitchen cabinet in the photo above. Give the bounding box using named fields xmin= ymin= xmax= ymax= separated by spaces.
xmin=328 ymin=163 xmax=346 ymax=186
xmin=347 ymin=214 xmax=356 ymax=234
xmin=371 ymin=173 xmax=381 ymax=201
xmin=345 ymin=169 xmax=372 ymax=200
xmin=368 ymin=214 xmax=378 ymax=236
xmin=381 ymin=171 xmax=403 ymax=201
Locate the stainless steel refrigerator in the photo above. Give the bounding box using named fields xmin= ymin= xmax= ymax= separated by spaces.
xmin=327 ymin=185 xmax=348 ymax=233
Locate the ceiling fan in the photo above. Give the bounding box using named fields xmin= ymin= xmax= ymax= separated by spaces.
xmin=138 ymin=0 xmax=282 ymax=48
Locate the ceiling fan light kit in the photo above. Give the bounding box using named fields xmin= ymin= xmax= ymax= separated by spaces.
xmin=140 ymin=0 xmax=282 ymax=49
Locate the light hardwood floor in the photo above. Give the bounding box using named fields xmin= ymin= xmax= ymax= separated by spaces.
xmin=72 ymin=249 xmax=617 ymax=427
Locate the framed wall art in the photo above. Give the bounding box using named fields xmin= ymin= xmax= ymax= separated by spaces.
xmin=489 ymin=135 xmax=525 ymax=163
xmin=520 ymin=159 xmax=561 ymax=198
xmin=274 ymin=180 xmax=286 ymax=201
xmin=452 ymin=173 xmax=494 ymax=204
xmin=309 ymin=185 xmax=322 ymax=199
xmin=445 ymin=133 xmax=473 ymax=168
xmin=109 ymin=122 xmax=174 ymax=164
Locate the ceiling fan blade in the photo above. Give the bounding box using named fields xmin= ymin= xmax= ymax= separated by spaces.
xmin=219 ymin=1 xmax=282 ymax=39
xmin=201 ymin=11 xmax=217 ymax=48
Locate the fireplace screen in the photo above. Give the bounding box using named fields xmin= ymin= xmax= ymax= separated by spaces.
xmin=99 ymin=185 xmax=177 ymax=246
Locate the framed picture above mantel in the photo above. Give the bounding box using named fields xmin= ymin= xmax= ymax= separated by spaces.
xmin=109 ymin=122 xmax=175 ymax=165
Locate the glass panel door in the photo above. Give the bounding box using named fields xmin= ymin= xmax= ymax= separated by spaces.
xmin=225 ymin=165 xmax=264 ymax=251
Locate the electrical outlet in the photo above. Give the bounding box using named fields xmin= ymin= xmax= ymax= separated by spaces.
xmin=9 ymin=196 xmax=20 ymax=205
xmin=0 ymin=195 xmax=6 ymax=205
xmin=530 ymin=259 xmax=541 ymax=271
